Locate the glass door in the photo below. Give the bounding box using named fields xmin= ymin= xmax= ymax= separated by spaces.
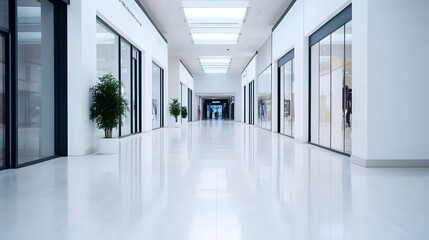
xmin=310 ymin=20 xmax=352 ymax=154
xmin=0 ymin=34 xmax=6 ymax=168
xmin=152 ymin=63 xmax=164 ymax=129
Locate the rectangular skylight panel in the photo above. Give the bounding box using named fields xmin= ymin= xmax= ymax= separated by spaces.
xmin=190 ymin=27 xmax=241 ymax=34
xmin=203 ymin=66 xmax=229 ymax=74
xmin=184 ymin=8 xmax=247 ymax=24
xmin=192 ymin=33 xmax=238 ymax=44
xmin=199 ymin=58 xmax=231 ymax=65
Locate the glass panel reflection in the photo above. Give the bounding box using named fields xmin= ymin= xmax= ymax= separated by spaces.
xmin=310 ymin=20 xmax=352 ymax=153
xmin=0 ymin=36 xmax=4 ymax=167
xmin=331 ymin=26 xmax=345 ymax=152
xmin=152 ymin=63 xmax=162 ymax=129
xmin=311 ymin=43 xmax=319 ymax=144
xmin=283 ymin=60 xmax=293 ymax=137
xmin=345 ymin=22 xmax=352 ymax=153
xmin=17 ymin=0 xmax=55 ymax=164
xmin=96 ymin=21 xmax=119 ymax=79
xmin=121 ymin=40 xmax=131 ymax=136
xmin=0 ymin=0 xmax=8 ymax=30
xmin=257 ymin=67 xmax=272 ymax=130
xmin=319 ymin=35 xmax=331 ymax=148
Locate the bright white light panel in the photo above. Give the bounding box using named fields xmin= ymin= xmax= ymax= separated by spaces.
xmin=182 ymin=1 xmax=248 ymax=44
xmin=202 ymin=66 xmax=229 ymax=74
xmin=199 ymin=57 xmax=231 ymax=74
xmin=183 ymin=8 xmax=247 ymax=24
xmin=192 ymin=33 xmax=239 ymax=44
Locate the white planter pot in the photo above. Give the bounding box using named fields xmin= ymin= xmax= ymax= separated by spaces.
xmin=175 ymin=121 xmax=181 ymax=128
xmin=98 ymin=137 xmax=119 ymax=154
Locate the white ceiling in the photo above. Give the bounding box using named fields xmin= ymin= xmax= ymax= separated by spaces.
xmin=138 ymin=0 xmax=293 ymax=75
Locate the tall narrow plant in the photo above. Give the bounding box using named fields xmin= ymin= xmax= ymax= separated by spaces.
xmin=90 ymin=73 xmax=128 ymax=138
xmin=181 ymin=106 xmax=188 ymax=119
xmin=169 ymin=98 xmax=181 ymax=122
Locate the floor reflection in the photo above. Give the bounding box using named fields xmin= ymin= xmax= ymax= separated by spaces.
xmin=0 ymin=121 xmax=429 ymax=239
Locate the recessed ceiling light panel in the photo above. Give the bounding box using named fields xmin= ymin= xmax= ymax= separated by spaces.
xmin=199 ymin=58 xmax=231 ymax=65
xmin=192 ymin=33 xmax=239 ymax=44
xmin=184 ymin=7 xmax=247 ymax=24
xmin=202 ymin=66 xmax=229 ymax=74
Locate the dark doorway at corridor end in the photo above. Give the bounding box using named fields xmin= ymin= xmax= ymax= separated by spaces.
xmin=202 ymin=97 xmax=235 ymax=120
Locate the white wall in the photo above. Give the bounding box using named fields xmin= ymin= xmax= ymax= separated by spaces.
xmin=241 ymin=56 xmax=256 ymax=86
xmin=354 ymin=0 xmax=429 ymax=162
xmin=256 ymin=36 xmax=272 ymax=76
xmin=179 ymin=62 xmax=194 ymax=90
xmin=68 ymin=0 xmax=168 ymax=155
xmin=194 ymin=74 xmax=242 ymax=121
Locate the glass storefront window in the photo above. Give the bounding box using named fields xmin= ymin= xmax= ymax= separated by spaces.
xmin=257 ymin=66 xmax=272 ymax=130
xmin=0 ymin=0 xmax=8 ymax=30
xmin=121 ymin=40 xmax=131 ymax=136
xmin=0 ymin=36 xmax=5 ymax=167
xmin=331 ymin=26 xmax=345 ymax=152
xmin=152 ymin=63 xmax=163 ymax=129
xmin=345 ymin=21 xmax=352 ymax=153
xmin=17 ymin=0 xmax=55 ymax=164
xmin=281 ymin=59 xmax=294 ymax=137
xmin=96 ymin=21 xmax=119 ymax=79
xmin=310 ymin=20 xmax=352 ymax=154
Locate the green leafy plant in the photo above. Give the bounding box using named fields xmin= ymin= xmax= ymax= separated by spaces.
xmin=90 ymin=73 xmax=128 ymax=138
xmin=181 ymin=106 xmax=188 ymax=119
xmin=169 ymin=98 xmax=180 ymax=122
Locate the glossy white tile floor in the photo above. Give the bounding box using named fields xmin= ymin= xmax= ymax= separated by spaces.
xmin=1 ymin=120 xmax=429 ymax=240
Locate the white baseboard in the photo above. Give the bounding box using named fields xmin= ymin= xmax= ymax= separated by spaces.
xmin=351 ymin=155 xmax=429 ymax=168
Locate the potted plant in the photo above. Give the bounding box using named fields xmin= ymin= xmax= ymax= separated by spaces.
xmin=169 ymin=98 xmax=181 ymax=127
xmin=181 ymin=106 xmax=188 ymax=119
xmin=90 ymin=73 xmax=128 ymax=154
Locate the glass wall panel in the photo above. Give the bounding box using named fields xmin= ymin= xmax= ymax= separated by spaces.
xmin=319 ymin=35 xmax=331 ymax=147
xmin=0 ymin=0 xmax=8 ymax=30
xmin=345 ymin=22 xmax=352 ymax=153
xmin=96 ymin=21 xmax=119 ymax=79
xmin=310 ymin=19 xmax=352 ymax=154
xmin=0 ymin=36 xmax=5 ymax=167
xmin=257 ymin=67 xmax=272 ymax=130
xmin=243 ymin=86 xmax=246 ymax=123
xmin=331 ymin=26 xmax=345 ymax=152
xmin=96 ymin=20 xmax=119 ymax=137
xmin=311 ymin=43 xmax=320 ymax=144
xmin=152 ymin=63 xmax=162 ymax=129
xmin=120 ymin=40 xmax=131 ymax=136
xmin=283 ymin=60 xmax=293 ymax=137
xmin=17 ymin=0 xmax=55 ymax=164
xmin=249 ymin=81 xmax=254 ymax=125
